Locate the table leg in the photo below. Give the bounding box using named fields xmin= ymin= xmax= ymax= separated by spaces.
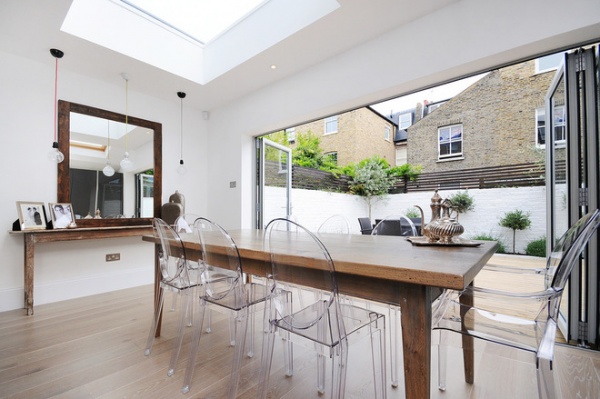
xmin=400 ymin=283 xmax=432 ymax=399
xmin=460 ymin=283 xmax=474 ymax=383
xmin=154 ymin=243 xmax=163 ymax=337
xmin=24 ymin=234 xmax=35 ymax=316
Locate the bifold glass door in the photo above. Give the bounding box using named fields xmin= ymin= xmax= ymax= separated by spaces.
xmin=546 ymin=46 xmax=599 ymax=346
xmin=256 ymin=138 xmax=292 ymax=228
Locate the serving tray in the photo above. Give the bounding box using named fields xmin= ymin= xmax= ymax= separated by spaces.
xmin=406 ymin=236 xmax=482 ymax=247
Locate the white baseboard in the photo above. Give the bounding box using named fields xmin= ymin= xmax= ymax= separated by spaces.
xmin=0 ymin=267 xmax=153 ymax=313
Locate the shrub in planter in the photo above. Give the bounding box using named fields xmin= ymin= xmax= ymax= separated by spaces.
xmin=499 ymin=209 xmax=532 ymax=253
xmin=525 ymin=237 xmax=546 ymax=257
xmin=447 ymin=190 xmax=475 ymax=218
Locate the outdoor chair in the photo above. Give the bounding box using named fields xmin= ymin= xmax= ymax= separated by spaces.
xmin=432 ymin=209 xmax=600 ymax=399
xmin=358 ymin=217 xmax=373 ymax=235
xmin=258 ymin=218 xmax=387 ymax=398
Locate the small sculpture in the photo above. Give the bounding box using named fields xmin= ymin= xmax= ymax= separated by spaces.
xmin=415 ymin=190 xmax=465 ymax=244
xmin=94 ymin=209 xmax=102 ymax=219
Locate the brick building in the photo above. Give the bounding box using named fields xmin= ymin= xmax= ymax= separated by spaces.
xmin=289 ymin=107 xmax=396 ymax=167
xmin=405 ymin=59 xmax=556 ymax=173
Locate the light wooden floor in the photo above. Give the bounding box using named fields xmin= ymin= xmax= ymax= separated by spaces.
xmin=1 ymin=254 xmax=599 ymax=399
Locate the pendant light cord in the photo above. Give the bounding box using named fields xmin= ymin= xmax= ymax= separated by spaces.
xmin=53 ymin=57 xmax=58 ymax=142
xmin=180 ymin=96 xmax=184 ymax=160
xmin=107 ymin=120 xmax=110 ymax=161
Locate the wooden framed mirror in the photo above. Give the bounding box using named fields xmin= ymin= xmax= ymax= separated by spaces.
xmin=57 ymin=100 xmax=162 ymax=227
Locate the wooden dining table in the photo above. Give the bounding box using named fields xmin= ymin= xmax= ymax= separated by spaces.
xmin=143 ymin=230 xmax=497 ymax=399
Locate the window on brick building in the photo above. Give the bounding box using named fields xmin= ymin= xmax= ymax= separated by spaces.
xmin=395 ymin=146 xmax=407 ymax=166
xmin=324 ymin=116 xmax=338 ymax=134
xmin=535 ymin=108 xmax=545 ymax=146
xmin=286 ymin=127 xmax=296 ymax=143
xmin=399 ymin=112 xmax=412 ymax=129
xmin=438 ymin=124 xmax=463 ymax=159
xmin=325 ymin=151 xmax=338 ymax=165
xmin=537 ymin=104 xmax=566 ymax=147
xmin=384 ymin=125 xmax=391 ymax=141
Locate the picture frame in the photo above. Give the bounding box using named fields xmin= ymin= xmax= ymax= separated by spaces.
xmin=16 ymin=201 xmax=48 ymax=230
xmin=49 ymin=203 xmax=76 ymax=229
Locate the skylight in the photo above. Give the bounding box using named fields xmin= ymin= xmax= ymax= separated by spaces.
xmin=121 ymin=0 xmax=268 ymax=45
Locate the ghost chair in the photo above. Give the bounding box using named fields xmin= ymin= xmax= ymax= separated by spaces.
xmin=169 ymin=214 xmax=200 ymax=314
xmin=258 ymin=218 xmax=387 ymax=398
xmin=172 ymin=213 xmax=231 ymax=335
xmin=371 ymin=214 xmax=418 ymax=388
xmin=181 ymin=217 xmax=270 ymax=397
xmin=144 ymin=218 xmax=202 ymax=379
xmin=433 ymin=209 xmax=600 ymax=399
xmin=318 ymin=214 xmax=351 ymax=235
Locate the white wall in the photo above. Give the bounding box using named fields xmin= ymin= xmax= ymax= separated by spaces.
xmin=0 ymin=50 xmax=209 ymax=312
xmin=266 ymin=186 xmax=546 ymax=254
xmin=206 ymin=0 xmax=600 ymax=229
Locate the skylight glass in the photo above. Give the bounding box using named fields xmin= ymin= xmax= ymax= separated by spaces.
xmin=121 ymin=0 xmax=268 ymax=44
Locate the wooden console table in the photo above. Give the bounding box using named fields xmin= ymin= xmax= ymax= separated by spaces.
xmin=10 ymin=225 xmax=152 ymax=315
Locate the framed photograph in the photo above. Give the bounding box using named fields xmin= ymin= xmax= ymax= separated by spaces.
xmin=16 ymin=201 xmax=48 ymax=230
xmin=49 ymin=203 xmax=75 ymax=229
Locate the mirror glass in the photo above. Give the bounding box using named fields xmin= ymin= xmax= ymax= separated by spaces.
xmin=58 ymin=100 xmax=162 ymax=227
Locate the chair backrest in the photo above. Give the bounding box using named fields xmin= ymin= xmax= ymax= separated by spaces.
xmin=357 ymin=217 xmax=373 ymax=234
xmin=371 ymin=215 xmax=417 ymax=237
xmin=154 ymin=218 xmax=189 ymax=283
xmin=548 ymin=210 xmax=600 ymax=290
xmin=545 ymin=210 xmax=600 ymax=318
xmin=317 ymin=214 xmax=350 ymax=235
xmin=173 ymin=213 xmax=201 ymax=234
xmin=265 ymin=218 xmax=343 ymax=331
xmin=193 ymin=217 xmax=243 ymax=300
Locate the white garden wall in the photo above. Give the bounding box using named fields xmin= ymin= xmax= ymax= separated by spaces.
xmin=267 ymin=186 xmax=546 ymax=254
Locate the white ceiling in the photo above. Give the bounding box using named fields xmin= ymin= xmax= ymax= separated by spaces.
xmin=0 ymin=0 xmax=457 ymax=111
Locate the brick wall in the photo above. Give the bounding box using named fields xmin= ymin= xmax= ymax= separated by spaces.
xmin=408 ymin=60 xmax=554 ymax=173
xmin=293 ymin=108 xmax=396 ymax=167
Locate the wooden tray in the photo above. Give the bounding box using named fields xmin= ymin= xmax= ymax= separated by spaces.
xmin=406 ymin=236 xmax=482 ymax=247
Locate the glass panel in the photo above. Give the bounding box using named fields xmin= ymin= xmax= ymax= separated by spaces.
xmin=550 ymin=75 xmax=568 ymax=242
xmin=259 ymin=138 xmax=292 ymax=227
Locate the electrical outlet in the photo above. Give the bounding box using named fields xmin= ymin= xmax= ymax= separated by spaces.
xmin=106 ymin=253 xmax=120 ymax=262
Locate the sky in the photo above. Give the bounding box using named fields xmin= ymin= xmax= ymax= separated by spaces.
xmin=370 ymin=73 xmax=487 ymax=117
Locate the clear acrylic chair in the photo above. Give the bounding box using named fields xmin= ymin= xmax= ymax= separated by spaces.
xmin=169 ymin=214 xmax=199 ymax=314
xmin=432 ymin=209 xmax=600 ymax=399
xmin=371 ymin=214 xmax=417 ymax=388
xmin=144 ymin=218 xmax=201 ymax=378
xmin=318 ymin=214 xmax=351 ymax=234
xmin=258 ymin=218 xmax=387 ymax=398
xmin=181 ymin=217 xmax=269 ymax=397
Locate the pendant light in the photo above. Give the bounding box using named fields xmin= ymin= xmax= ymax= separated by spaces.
xmin=177 ymin=91 xmax=187 ymax=175
xmin=103 ymin=120 xmax=115 ymax=177
xmin=119 ymin=73 xmax=134 ymax=172
xmin=48 ymin=48 xmax=65 ymax=163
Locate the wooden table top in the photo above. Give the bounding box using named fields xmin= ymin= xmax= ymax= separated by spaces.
xmin=143 ymin=229 xmax=498 ymax=291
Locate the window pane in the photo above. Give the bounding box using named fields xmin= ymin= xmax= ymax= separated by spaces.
xmin=440 ymin=143 xmax=450 ymax=156
xmin=439 ymin=127 xmax=450 ymax=143
xmin=325 ymin=116 xmax=338 ymax=134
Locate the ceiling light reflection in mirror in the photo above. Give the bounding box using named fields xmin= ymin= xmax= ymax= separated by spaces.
xmin=69 ymin=112 xmax=153 ymax=173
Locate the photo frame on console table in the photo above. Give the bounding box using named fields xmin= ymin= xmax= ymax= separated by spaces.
xmin=16 ymin=201 xmax=48 ymax=231
xmin=49 ymin=203 xmax=76 ymax=229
